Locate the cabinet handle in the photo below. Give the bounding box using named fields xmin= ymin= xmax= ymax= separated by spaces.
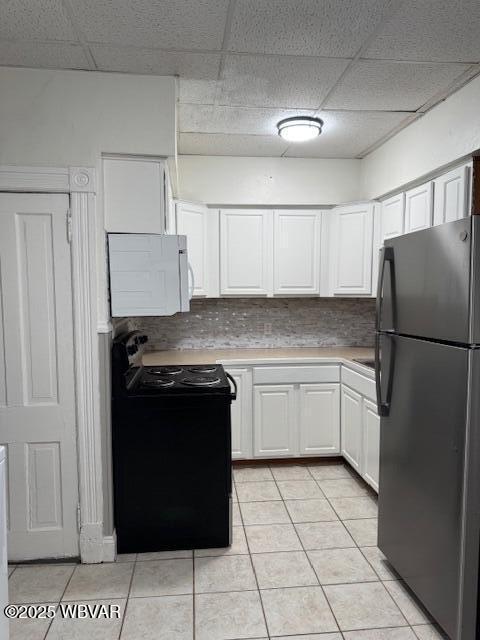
xmin=375 ymin=333 xmax=395 ymax=417
xmin=376 ymin=246 xmax=395 ymax=332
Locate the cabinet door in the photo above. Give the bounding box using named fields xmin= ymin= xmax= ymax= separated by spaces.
xmin=104 ymin=157 xmax=165 ymax=233
xmin=226 ymin=368 xmax=252 ymax=460
xmin=273 ymin=211 xmax=321 ymax=295
xmin=220 ymin=210 xmax=272 ymax=295
xmin=332 ymin=204 xmax=374 ymax=296
xmin=362 ymin=398 xmax=380 ymax=493
xmin=341 ymin=385 xmax=362 ymax=472
xmin=176 ymin=202 xmax=219 ymax=297
xmin=380 ymin=193 xmax=405 ymax=242
xmin=405 ymin=182 xmax=433 ymax=233
xmin=254 ymin=385 xmax=296 ymax=457
xmin=433 ymin=165 xmax=469 ymax=226
xmin=299 ymin=384 xmax=340 ymax=456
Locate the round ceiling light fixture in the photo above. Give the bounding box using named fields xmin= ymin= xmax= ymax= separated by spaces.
xmin=277 ymin=116 xmax=323 ymax=142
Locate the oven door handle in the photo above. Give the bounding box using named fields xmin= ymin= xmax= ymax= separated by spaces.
xmin=226 ymin=372 xmax=237 ymax=400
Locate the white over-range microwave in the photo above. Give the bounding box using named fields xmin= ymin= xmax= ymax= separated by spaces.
xmin=107 ymin=233 xmax=192 ymax=317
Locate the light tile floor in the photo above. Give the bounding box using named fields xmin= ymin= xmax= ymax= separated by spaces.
xmin=8 ymin=461 xmax=448 ymax=640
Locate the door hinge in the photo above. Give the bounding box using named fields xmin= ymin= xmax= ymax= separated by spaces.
xmin=66 ymin=209 xmax=72 ymax=244
xmin=76 ymin=504 xmax=81 ymax=532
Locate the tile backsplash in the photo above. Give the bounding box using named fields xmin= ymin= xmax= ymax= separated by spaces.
xmin=129 ymin=298 xmax=375 ymax=350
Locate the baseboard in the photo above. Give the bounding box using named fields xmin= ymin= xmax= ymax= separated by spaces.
xmin=103 ymin=530 xmax=117 ymax=562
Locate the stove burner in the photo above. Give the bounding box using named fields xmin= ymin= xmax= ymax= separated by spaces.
xmin=186 ymin=365 xmax=217 ymax=374
xmin=142 ymin=377 xmax=175 ymax=388
xmin=181 ymin=376 xmax=221 ymax=387
xmin=149 ymin=367 xmax=183 ymax=376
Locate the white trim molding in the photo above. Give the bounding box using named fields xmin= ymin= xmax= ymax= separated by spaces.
xmin=103 ymin=531 xmax=117 ymax=563
xmin=0 ymin=165 xmax=106 ymax=563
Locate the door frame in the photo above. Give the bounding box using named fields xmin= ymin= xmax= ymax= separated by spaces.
xmin=0 ymin=165 xmax=105 ymax=563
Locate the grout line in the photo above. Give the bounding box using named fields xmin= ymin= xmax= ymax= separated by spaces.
xmin=38 ymin=563 xmax=78 ymax=639
xmin=269 ymin=466 xmax=343 ymax=635
xmin=241 ymin=517 xmax=271 ymax=639
xmin=118 ymin=556 xmax=136 ymax=639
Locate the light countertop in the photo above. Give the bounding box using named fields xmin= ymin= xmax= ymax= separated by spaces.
xmin=143 ymin=346 xmax=374 ymax=369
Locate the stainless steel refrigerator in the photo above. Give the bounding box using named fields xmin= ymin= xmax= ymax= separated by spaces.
xmin=376 ymin=216 xmax=480 ymax=640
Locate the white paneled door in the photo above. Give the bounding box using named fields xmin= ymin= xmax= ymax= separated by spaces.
xmin=0 ymin=194 xmax=79 ymax=561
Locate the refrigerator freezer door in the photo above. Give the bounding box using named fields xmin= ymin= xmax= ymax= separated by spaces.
xmin=379 ymin=217 xmax=472 ymax=343
xmin=378 ymin=334 xmax=469 ymax=640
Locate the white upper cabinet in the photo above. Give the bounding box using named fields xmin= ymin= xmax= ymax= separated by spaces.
xmin=331 ymin=203 xmax=374 ymax=296
xmin=380 ymin=193 xmax=405 ymax=242
xmin=176 ymin=201 xmax=219 ymax=298
xmin=104 ymin=156 xmax=167 ymax=233
xmin=220 ymin=209 xmax=273 ymax=296
xmin=404 ymin=182 xmax=433 ymax=234
xmin=273 ymin=211 xmax=321 ymax=295
xmin=433 ymin=164 xmax=470 ymax=226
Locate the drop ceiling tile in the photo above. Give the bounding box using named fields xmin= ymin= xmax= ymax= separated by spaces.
xmin=179 ymin=78 xmax=218 ymax=105
xmin=365 ymin=0 xmax=480 ymax=62
xmin=218 ymin=54 xmax=350 ymax=109
xmin=0 ymin=0 xmax=77 ymax=41
xmin=0 ymin=40 xmax=92 ymax=70
xmin=179 ymin=132 xmax=289 ymax=156
xmin=284 ymin=110 xmax=411 ymax=158
xmin=324 ymin=60 xmax=470 ymax=111
xmin=228 ymin=0 xmax=393 ymax=57
xmin=179 ymin=104 xmax=314 ymax=136
xmin=92 ymin=45 xmax=220 ymax=76
xmin=70 ymin=0 xmax=229 ymax=49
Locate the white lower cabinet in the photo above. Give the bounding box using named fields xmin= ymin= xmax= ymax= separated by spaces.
xmin=253 ymin=382 xmax=340 ymax=458
xmin=254 ymin=385 xmax=296 ymax=457
xmin=362 ymin=398 xmax=380 ymax=492
xmin=341 ymin=385 xmax=363 ymax=472
xmin=341 ymin=367 xmax=380 ymax=493
xmin=299 ymin=384 xmax=340 ymax=455
xmin=226 ymin=367 xmax=253 ymax=460
xmin=225 ymin=360 xmax=377 ymax=490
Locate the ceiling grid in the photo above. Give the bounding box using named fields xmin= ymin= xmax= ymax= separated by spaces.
xmin=1 ymin=0 xmax=480 ymax=158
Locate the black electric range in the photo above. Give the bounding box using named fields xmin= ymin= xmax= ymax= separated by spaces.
xmin=112 ymin=332 xmax=235 ymax=554
xmin=131 ymin=363 xmax=233 ymax=395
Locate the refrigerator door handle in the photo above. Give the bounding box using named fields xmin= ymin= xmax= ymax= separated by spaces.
xmin=376 ymin=246 xmax=395 ymax=332
xmin=375 ymin=332 xmax=395 ymax=417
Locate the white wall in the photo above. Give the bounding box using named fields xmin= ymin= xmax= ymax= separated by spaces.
xmin=362 ymin=74 xmax=480 ymax=200
xmin=177 ymin=155 xmax=362 ymax=205
xmin=0 ymin=67 xmax=176 ymax=166
xmin=0 ymin=66 xmax=177 ymax=326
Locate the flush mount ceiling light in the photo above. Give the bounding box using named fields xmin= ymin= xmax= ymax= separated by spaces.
xmin=277 ymin=116 xmax=323 ymax=142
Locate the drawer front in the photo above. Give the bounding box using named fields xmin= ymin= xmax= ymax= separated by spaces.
xmin=342 ymin=366 xmax=376 ymax=402
xmin=253 ymin=365 xmax=340 ymax=385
